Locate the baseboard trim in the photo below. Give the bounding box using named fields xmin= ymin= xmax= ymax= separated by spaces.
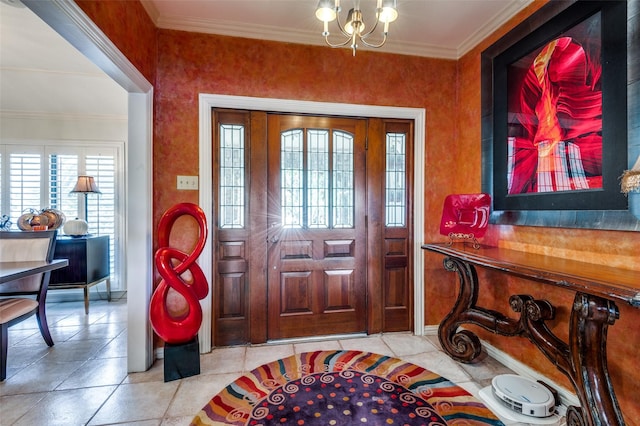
xmin=423 ymin=325 xmax=579 ymax=409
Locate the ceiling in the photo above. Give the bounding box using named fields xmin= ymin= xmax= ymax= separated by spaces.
xmin=0 ymin=1 xmax=127 ymax=120
xmin=142 ymin=0 xmax=532 ymax=59
xmin=0 ymin=0 xmax=532 ymax=119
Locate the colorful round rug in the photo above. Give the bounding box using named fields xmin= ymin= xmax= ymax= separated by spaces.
xmin=191 ymin=350 xmax=503 ymax=425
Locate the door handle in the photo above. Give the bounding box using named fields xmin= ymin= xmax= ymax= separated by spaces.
xmin=269 ymin=222 xmax=281 ymax=243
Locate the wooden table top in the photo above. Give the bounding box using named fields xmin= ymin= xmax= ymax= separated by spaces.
xmin=0 ymin=259 xmax=69 ymax=284
xmin=423 ymin=243 xmax=640 ymax=308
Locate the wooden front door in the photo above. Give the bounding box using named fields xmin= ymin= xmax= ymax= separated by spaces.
xmin=266 ymin=115 xmax=368 ymax=339
xmin=212 ymin=110 xmax=414 ymax=346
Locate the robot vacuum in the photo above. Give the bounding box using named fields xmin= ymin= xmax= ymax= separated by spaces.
xmin=491 ymin=374 xmax=556 ymax=418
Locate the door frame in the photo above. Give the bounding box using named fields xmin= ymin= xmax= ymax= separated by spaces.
xmin=198 ymin=94 xmax=425 ymax=351
xmin=22 ymin=0 xmax=154 ymax=372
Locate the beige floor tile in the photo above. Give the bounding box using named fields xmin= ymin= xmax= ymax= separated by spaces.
xmin=458 ymin=351 xmax=516 ymax=381
xmin=95 ymin=331 xmax=128 ymax=358
xmin=166 ymin=372 xmax=241 ymax=418
xmin=161 ymin=416 xmax=194 ymax=426
xmin=124 ymin=359 xmax=165 ymax=384
xmin=200 ymin=346 xmax=246 ymax=375
xmin=41 ymin=338 xmax=111 ymax=363
xmin=13 ymin=386 xmax=116 ymax=426
xmin=293 ymin=340 xmax=342 ymax=354
xmin=88 ymin=381 xmax=179 ymax=425
xmin=3 ymin=343 xmax=50 ymax=370
xmin=5 ymin=327 xmax=42 ymax=345
xmin=381 ymin=333 xmax=439 ymax=357
xmin=68 ymin=322 xmax=126 ymax=341
xmin=244 ymin=343 xmax=294 ymax=372
xmin=0 ymin=360 xmax=84 ymax=394
xmin=0 ymin=392 xmax=47 ymax=425
xmin=338 ymin=335 xmax=395 ymax=356
xmin=57 ymin=356 xmax=128 ymax=389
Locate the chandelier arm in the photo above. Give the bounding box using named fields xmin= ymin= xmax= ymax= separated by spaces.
xmin=359 ymin=32 xmax=388 ymax=49
xmin=324 ymin=34 xmax=354 ymax=48
xmin=359 ymin=15 xmax=381 ymax=39
xmin=334 ymin=16 xmax=353 ymax=38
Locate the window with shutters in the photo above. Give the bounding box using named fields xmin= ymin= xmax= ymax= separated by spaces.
xmin=0 ymin=143 xmax=123 ymax=290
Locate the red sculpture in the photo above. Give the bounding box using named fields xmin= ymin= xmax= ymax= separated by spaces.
xmin=150 ymin=203 xmax=209 ymax=344
xmin=439 ymin=193 xmax=491 ymax=239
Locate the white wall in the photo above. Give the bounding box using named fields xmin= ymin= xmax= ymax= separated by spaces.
xmin=0 ymin=114 xmax=127 ymax=141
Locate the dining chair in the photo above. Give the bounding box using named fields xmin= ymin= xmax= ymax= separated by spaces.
xmin=0 ymin=230 xmax=57 ymax=381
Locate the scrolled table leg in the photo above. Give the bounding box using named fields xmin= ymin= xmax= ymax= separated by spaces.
xmin=438 ymin=256 xmax=482 ymax=362
xmin=566 ymin=406 xmax=587 ymax=426
xmin=567 ymin=293 xmax=624 ymax=426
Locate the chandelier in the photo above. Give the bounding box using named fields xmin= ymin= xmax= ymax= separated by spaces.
xmin=315 ymin=0 xmax=398 ymax=56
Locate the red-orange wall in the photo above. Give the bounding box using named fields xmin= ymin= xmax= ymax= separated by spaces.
xmin=152 ymin=31 xmax=458 ymax=235
xmin=75 ymin=0 xmax=157 ymax=84
xmin=76 ymin=1 xmax=640 ymax=423
xmin=446 ymin=2 xmax=640 ymax=424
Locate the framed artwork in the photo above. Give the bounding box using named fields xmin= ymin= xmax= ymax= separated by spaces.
xmin=481 ymin=0 xmax=638 ymax=231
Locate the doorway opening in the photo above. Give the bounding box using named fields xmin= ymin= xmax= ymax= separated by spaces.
xmin=199 ymin=99 xmax=426 ymax=349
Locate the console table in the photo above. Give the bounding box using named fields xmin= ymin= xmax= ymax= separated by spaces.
xmin=422 ymin=242 xmax=640 ymax=426
xmin=49 ymin=235 xmax=110 ymax=314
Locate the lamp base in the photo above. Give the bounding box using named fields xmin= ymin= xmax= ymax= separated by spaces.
xmin=163 ymin=336 xmax=200 ymax=382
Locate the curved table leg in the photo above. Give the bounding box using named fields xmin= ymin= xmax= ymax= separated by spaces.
xmin=566 ymin=293 xmax=624 ymax=426
xmin=437 ymin=256 xmax=482 ymax=362
xmin=435 ymin=256 xmax=626 ymax=426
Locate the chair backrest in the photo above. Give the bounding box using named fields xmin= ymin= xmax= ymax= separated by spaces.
xmin=0 ymin=230 xmax=57 ymax=294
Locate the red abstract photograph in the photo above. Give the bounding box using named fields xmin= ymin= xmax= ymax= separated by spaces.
xmin=506 ymin=12 xmax=602 ymax=194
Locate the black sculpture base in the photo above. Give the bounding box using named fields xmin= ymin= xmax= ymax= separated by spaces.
xmin=164 ymin=336 xmax=200 ymax=382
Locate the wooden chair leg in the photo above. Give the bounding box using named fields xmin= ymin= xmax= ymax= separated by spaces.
xmin=1 ymin=323 xmax=8 ymax=381
xmin=106 ymin=278 xmax=111 ymax=302
xmin=36 ymin=302 xmax=54 ymax=347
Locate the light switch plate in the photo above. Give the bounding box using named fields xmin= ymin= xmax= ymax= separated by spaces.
xmin=177 ymin=175 xmax=198 ymax=190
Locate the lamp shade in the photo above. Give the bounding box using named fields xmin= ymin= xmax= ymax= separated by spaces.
xmin=316 ymin=0 xmax=337 ymax=22
xmin=70 ymin=176 xmax=101 ymax=194
xmin=379 ymin=0 xmax=398 ymax=23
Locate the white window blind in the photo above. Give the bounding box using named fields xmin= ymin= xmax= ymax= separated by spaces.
xmin=1 ymin=143 xmax=122 ymax=290
xmin=9 ymin=153 xmax=41 ymax=221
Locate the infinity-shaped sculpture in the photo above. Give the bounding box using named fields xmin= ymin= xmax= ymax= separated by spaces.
xmin=150 ymin=203 xmax=209 ymax=344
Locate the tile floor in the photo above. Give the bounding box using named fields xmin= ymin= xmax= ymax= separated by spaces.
xmin=0 ymin=297 xmax=566 ymax=425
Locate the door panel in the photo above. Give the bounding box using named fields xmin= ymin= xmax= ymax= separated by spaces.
xmin=266 ymin=115 xmax=367 ymax=340
xmin=382 ymin=121 xmax=414 ymax=332
xmin=212 ymin=110 xmax=268 ymax=346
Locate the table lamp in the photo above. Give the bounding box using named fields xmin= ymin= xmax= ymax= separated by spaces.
xmin=69 ymin=175 xmax=101 ymax=234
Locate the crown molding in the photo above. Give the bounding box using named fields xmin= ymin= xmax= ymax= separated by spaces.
xmin=0 ymin=109 xmax=127 ymax=122
xmin=139 ymin=0 xmax=160 ymax=25
xmin=149 ymin=1 xmax=531 ymax=60
xmin=457 ymin=0 xmax=534 ymax=57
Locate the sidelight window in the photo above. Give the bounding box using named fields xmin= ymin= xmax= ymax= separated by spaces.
xmin=219 ymin=124 xmax=245 ymax=229
xmin=385 ymin=132 xmax=406 ymax=227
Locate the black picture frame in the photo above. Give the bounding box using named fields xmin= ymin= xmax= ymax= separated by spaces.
xmin=481 ymin=0 xmax=639 ymax=231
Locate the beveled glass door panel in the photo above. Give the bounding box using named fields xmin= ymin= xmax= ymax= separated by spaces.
xmin=267 ymin=115 xmax=367 ymax=340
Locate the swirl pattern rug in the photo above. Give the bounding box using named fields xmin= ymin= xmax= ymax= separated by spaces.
xmin=191 ymin=350 xmax=503 ymax=425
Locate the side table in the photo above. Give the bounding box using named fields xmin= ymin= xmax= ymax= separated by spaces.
xmin=49 ymin=235 xmax=111 ymax=314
